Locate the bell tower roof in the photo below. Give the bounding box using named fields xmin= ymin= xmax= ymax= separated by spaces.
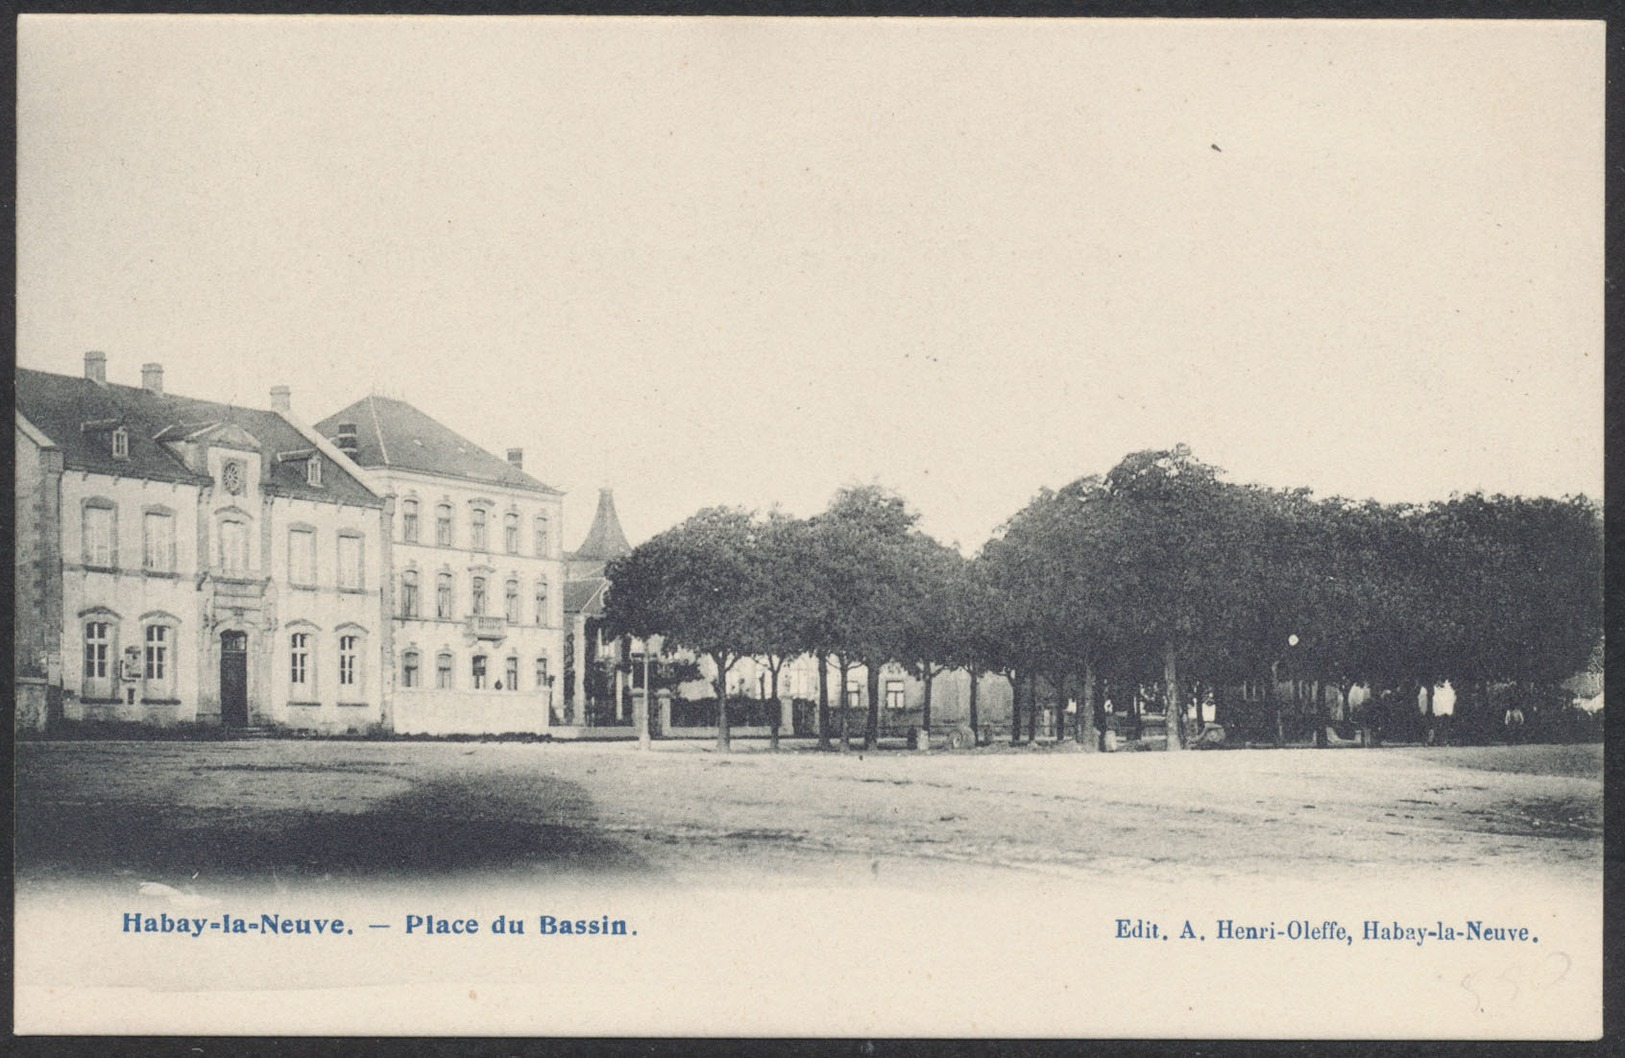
xmin=573 ymin=487 xmax=632 ymax=561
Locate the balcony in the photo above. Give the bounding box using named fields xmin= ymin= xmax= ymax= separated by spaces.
xmin=465 ymin=615 xmax=507 ymax=641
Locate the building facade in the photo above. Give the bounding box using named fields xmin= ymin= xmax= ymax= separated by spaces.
xmin=15 ymin=355 xmax=391 ymax=734
xmin=560 ymin=487 xmax=635 ymax=728
xmin=315 ymin=396 xmax=566 ymax=736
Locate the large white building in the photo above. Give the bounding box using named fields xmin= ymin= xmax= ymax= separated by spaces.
xmin=14 ymin=355 xmax=391 ymax=733
xmin=315 ymin=396 xmax=567 ymax=736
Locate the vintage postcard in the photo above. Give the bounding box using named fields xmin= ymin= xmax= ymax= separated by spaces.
xmin=13 ymin=15 xmax=1604 ymax=1039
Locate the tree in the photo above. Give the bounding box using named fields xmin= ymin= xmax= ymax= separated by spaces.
xmin=603 ymin=507 xmax=765 ymax=751
xmin=898 ymin=536 xmax=968 ymax=735
xmin=1098 ymin=445 xmax=1260 ymax=751
xmin=743 ymin=513 xmax=820 ymax=751
xmin=807 ymin=485 xmax=931 ymax=750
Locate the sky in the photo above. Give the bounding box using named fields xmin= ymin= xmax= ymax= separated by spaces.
xmin=17 ymin=16 xmax=1604 ymax=552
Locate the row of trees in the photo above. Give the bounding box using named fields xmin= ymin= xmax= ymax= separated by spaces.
xmin=603 ymin=447 xmax=1602 ymax=752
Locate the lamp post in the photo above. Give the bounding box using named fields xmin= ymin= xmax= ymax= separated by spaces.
xmin=1270 ymin=634 xmax=1298 ymax=748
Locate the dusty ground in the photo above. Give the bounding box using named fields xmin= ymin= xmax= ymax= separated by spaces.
xmin=15 ymin=737 xmax=1602 ymax=896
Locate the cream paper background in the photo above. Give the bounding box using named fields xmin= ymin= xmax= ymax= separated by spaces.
xmin=14 ymin=15 xmax=1604 ymax=1039
xmin=14 ymin=867 xmax=1603 ymax=1036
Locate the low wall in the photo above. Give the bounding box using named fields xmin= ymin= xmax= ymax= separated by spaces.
xmin=659 ymin=725 xmax=785 ymax=740
xmin=549 ymin=725 xmax=638 ymax=741
xmin=392 ymin=690 xmax=549 ymax=736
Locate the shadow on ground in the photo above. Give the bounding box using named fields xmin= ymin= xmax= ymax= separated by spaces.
xmin=15 ymin=776 xmax=652 ymax=882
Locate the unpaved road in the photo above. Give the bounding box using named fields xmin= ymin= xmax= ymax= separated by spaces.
xmin=16 ymin=739 xmax=1601 ymax=895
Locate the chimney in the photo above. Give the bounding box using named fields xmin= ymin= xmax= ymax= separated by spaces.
xmin=270 ymin=385 xmax=291 ymax=413
xmin=84 ymin=351 xmax=107 ymax=383
xmin=141 ymin=362 xmax=164 ymax=395
xmin=335 ymin=422 xmax=359 ymax=456
xmin=506 ymin=448 xmax=524 ymax=469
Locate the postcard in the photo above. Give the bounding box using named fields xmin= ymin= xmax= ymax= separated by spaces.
xmin=13 ymin=14 xmax=1604 ymax=1040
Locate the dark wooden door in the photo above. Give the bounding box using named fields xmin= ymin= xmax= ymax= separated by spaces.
xmin=220 ymin=631 xmax=248 ymax=725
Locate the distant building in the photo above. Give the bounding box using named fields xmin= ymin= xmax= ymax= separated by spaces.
xmin=315 ymin=396 xmax=566 ymax=736
xmin=14 ymin=354 xmax=390 ymax=734
xmin=561 ymin=487 xmax=634 ymax=727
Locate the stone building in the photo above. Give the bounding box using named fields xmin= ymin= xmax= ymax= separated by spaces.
xmin=14 ymin=354 xmax=391 ymax=734
xmin=560 ymin=487 xmax=634 ymax=727
xmin=315 ymin=396 xmax=566 ymax=735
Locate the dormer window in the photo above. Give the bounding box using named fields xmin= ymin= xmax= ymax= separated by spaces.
xmin=111 ymin=427 xmax=129 ymax=460
xmin=306 ymin=457 xmax=322 ymax=487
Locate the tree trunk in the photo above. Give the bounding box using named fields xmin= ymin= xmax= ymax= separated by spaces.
xmin=1314 ymin=679 xmax=1328 ymax=747
xmin=1163 ymin=642 xmax=1182 ymax=751
xmin=1269 ymin=664 xmax=1284 ymax=748
xmin=817 ymin=653 xmax=831 ymax=750
xmin=768 ymin=665 xmax=781 ymax=752
xmin=968 ymin=669 xmax=981 ymax=745
xmin=713 ymin=653 xmax=731 ymax=753
xmin=921 ymin=667 xmax=934 ymax=732
xmin=1009 ymin=672 xmax=1023 ymax=745
xmin=864 ymin=663 xmax=881 ymax=750
xmin=1050 ymin=672 xmax=1069 ymax=741
xmin=1079 ymin=659 xmax=1097 ymax=750
xmin=838 ymin=657 xmax=852 ymax=752
xmin=1425 ymin=683 xmax=1435 ymax=717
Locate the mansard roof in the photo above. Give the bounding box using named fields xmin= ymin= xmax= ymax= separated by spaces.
xmin=14 ymin=367 xmax=381 ymax=507
xmin=316 ymin=394 xmax=559 ymax=495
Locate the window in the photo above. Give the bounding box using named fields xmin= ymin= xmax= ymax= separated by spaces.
xmin=845 ymin=680 xmax=863 ymax=711
xmin=436 ymin=573 xmax=453 ymax=618
xmin=505 ymin=656 xmax=519 ymax=692
xmin=83 ymin=502 xmax=116 ymax=568
xmin=401 ymin=570 xmax=420 ymax=618
xmin=401 ymin=499 xmax=419 ymax=543
xmin=143 ymin=511 xmax=175 ymax=572
xmin=535 ymin=655 xmax=550 ymax=690
xmin=504 ymin=579 xmax=520 ymax=623
xmin=112 ymin=427 xmax=129 ymax=460
xmin=83 ymin=621 xmax=112 ymax=696
xmin=885 ymin=679 xmax=906 ymax=710
xmin=289 ymin=632 xmax=311 ymax=688
xmin=144 ymin=625 xmax=169 ymax=682
xmin=436 ymin=504 xmax=453 ymax=547
xmin=339 ymin=635 xmax=359 ymax=689
xmin=535 ymin=578 xmax=549 ymax=625
xmin=472 ymin=654 xmax=488 ymax=690
xmin=504 ymin=512 xmax=520 ymax=554
xmin=289 ymin=528 xmax=316 ymax=586
xmin=143 ymin=624 xmax=175 ymax=698
xmin=219 ymin=519 xmax=249 ymax=574
xmin=337 ymin=534 xmax=363 ymax=590
xmin=471 ymin=576 xmax=487 ymax=616
xmin=402 ymin=650 xmax=421 ymax=688
xmin=534 ymin=515 xmax=550 ymax=557
xmin=306 ymin=457 xmax=322 ymax=487
xmin=436 ymin=652 xmax=454 ymax=689
xmin=470 ymin=507 xmax=488 ymax=551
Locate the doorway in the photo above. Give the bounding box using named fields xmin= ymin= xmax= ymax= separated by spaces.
xmin=220 ymin=631 xmax=248 ymax=725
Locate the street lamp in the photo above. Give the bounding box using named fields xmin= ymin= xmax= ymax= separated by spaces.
xmin=1271 ymin=633 xmax=1298 ymax=747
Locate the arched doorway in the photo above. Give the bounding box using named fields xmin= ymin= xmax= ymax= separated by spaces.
xmin=220 ymin=631 xmax=248 ymax=725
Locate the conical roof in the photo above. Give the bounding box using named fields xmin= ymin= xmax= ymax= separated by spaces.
xmin=574 ymin=487 xmax=632 ymax=560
